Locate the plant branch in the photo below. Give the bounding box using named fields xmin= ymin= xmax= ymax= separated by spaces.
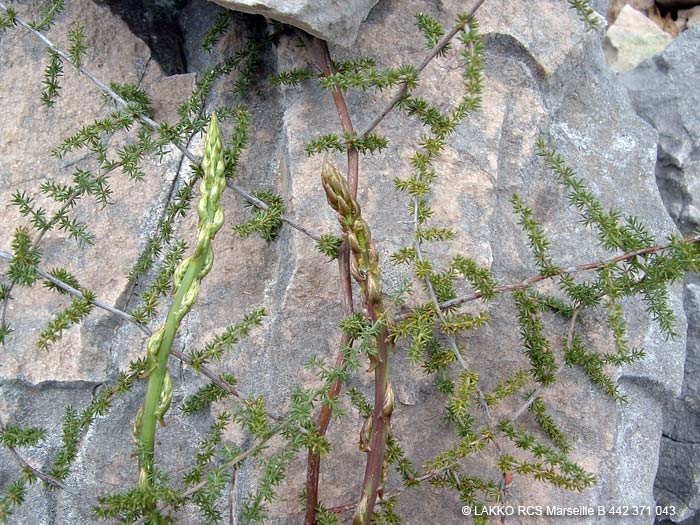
xmin=360 ymin=0 xmax=488 ymax=139
xmin=412 ymin=233 xmax=700 ymax=316
xmin=1 ymin=184 xmax=84 ymax=339
xmin=0 ymin=249 xmax=146 ymax=333
xmin=326 ymin=307 xmax=598 ymax=516
xmin=411 ymin=196 xmax=510 ymax=504
xmin=0 ymin=249 xmax=294 ymax=429
xmin=0 ymin=418 xmax=112 ymax=518
xmin=301 ymin=36 xmax=359 ymax=525
xmin=132 ymin=420 xmax=292 ymax=525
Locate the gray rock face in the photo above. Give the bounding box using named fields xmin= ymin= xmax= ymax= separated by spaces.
xmin=655 ymin=283 xmax=700 ymax=523
xmin=208 ymin=0 xmax=379 ymax=47
xmin=0 ymin=0 xmax=689 ymax=524
xmin=621 ymin=26 xmax=700 ymax=235
xmin=620 ymin=26 xmax=700 ymax=524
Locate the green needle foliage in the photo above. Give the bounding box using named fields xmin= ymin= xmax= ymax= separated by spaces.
xmin=66 ymin=21 xmax=86 ymax=66
xmin=40 ymin=49 xmax=63 ymax=107
xmin=232 ymin=191 xmax=284 ymax=241
xmin=36 ymin=288 xmax=94 ymax=350
xmin=1 ymin=0 xmax=700 ymax=523
xmin=7 ymin=227 xmax=41 ymax=286
xmin=28 ymin=0 xmax=64 ymax=31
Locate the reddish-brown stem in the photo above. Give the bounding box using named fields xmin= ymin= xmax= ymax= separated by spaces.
xmin=304 ymin=38 xmax=359 ymax=525
xmin=317 ymin=40 xmax=359 ymax=196
xmin=355 ymin=304 xmax=391 ymax=525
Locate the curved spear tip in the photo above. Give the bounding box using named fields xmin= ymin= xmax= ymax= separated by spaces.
xmin=208 ymin=111 xmax=220 ymax=133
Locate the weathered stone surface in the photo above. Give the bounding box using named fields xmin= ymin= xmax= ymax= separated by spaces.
xmin=619 ymin=26 xmax=700 ymax=525
xmin=655 ymin=283 xmax=700 ymax=523
xmin=93 ymin=0 xmax=187 ymax=75
xmin=208 ymin=0 xmax=379 ymax=47
xmin=677 ymin=6 xmax=700 ymax=31
xmin=0 ymin=0 xmax=689 ymax=524
xmin=620 ymin=25 xmax=700 ymax=235
xmin=607 ymin=0 xmax=655 ymax=23
xmin=605 ymin=4 xmax=674 ymax=71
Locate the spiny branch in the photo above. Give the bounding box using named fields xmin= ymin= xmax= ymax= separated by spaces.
xmin=0 ymin=250 xmax=292 ymax=424
xmin=431 ymin=233 xmax=700 ymax=313
xmin=325 ymin=306 xmax=579 ymax=516
xmin=0 ymin=249 xmax=143 ymax=332
xmin=361 ymin=0 xmax=488 ymax=139
xmin=512 ymin=309 xmax=580 ymax=421
xmin=411 ymin=195 xmax=510 ymax=504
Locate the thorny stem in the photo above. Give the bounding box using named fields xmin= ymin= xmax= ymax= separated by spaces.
xmin=432 ymin=233 xmax=700 ymax=314
xmin=327 ymin=310 xmax=583 ymax=516
xmin=360 ymin=0 xmax=488 ymax=139
xmin=303 ymin=37 xmax=358 ymax=525
xmin=231 ymin=183 xmax=322 ymax=241
xmin=0 ymin=249 xmax=142 ymax=330
xmin=0 ymin=420 xmax=121 ymax=521
xmin=0 ymin=419 xmax=77 ymax=495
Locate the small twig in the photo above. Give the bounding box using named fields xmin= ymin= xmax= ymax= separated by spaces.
xmin=1 ymin=186 xmax=84 ymax=339
xmin=398 ymin=233 xmax=700 ymax=317
xmin=360 ymin=0 xmax=488 ymax=139
xmin=230 ymin=182 xmax=322 ymax=241
xmin=0 ymin=418 xmax=104 ymax=514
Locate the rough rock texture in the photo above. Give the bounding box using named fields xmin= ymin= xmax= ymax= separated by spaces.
xmin=621 ymin=26 xmax=700 ymax=235
xmin=94 ymin=0 xmax=187 ymax=75
xmin=208 ymin=0 xmax=379 ymax=47
xmin=604 ymin=4 xmax=673 ymax=71
xmin=607 ymin=0 xmax=655 ymax=23
xmin=620 ymin=26 xmax=700 ymax=524
xmin=0 ymin=0 xmax=689 ymax=524
xmin=655 ymin=284 xmax=700 ymax=525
